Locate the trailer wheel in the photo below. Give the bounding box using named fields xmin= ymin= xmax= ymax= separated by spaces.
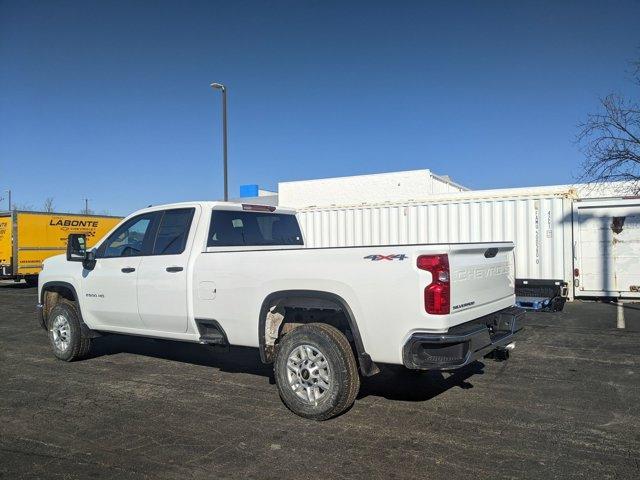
xmin=47 ymin=301 xmax=91 ymax=361
xmin=25 ymin=275 xmax=38 ymax=288
xmin=274 ymin=323 xmax=360 ymax=420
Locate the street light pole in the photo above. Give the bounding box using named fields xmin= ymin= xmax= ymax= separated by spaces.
xmin=210 ymin=82 xmax=228 ymax=201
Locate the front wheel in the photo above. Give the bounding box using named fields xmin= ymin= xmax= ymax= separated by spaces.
xmin=274 ymin=323 xmax=360 ymax=420
xmin=48 ymin=301 xmax=91 ymax=361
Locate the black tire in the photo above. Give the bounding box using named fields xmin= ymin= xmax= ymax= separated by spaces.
xmin=550 ymin=296 xmax=567 ymax=312
xmin=24 ymin=275 xmax=38 ymax=288
xmin=47 ymin=301 xmax=91 ymax=361
xmin=274 ymin=323 xmax=360 ymax=420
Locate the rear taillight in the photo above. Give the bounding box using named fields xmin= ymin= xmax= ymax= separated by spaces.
xmin=417 ymin=254 xmax=450 ymax=315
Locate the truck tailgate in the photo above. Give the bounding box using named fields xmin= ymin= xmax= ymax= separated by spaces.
xmin=449 ymin=243 xmax=515 ymax=315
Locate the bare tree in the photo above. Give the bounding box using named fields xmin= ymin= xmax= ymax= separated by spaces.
xmin=13 ymin=202 xmax=34 ymax=211
xmin=577 ymin=59 xmax=640 ymax=194
xmin=43 ymin=197 xmax=55 ymax=213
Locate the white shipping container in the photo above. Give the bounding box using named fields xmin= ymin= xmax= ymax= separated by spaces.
xmin=296 ymin=185 xmax=576 ymax=297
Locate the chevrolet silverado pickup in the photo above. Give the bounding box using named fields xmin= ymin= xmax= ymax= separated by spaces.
xmin=37 ymin=201 xmax=522 ymax=420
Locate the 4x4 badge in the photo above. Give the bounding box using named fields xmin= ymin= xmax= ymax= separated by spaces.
xmin=363 ymin=254 xmax=408 ymax=261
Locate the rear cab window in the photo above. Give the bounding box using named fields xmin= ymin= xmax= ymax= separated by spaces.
xmin=207 ymin=210 xmax=303 ymax=247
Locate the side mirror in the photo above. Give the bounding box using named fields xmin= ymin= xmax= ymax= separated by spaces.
xmin=67 ymin=234 xmax=87 ymax=261
xmin=83 ymin=249 xmax=97 ymax=270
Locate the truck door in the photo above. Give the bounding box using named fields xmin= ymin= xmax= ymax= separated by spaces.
xmin=81 ymin=212 xmax=159 ymax=328
xmin=136 ymin=208 xmax=196 ymax=333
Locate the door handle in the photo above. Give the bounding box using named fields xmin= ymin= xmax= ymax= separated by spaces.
xmin=166 ymin=266 xmax=183 ymax=273
xmin=121 ymin=267 xmax=136 ymax=273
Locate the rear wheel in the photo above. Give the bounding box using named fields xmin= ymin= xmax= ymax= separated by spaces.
xmin=47 ymin=301 xmax=91 ymax=361
xmin=274 ymin=323 xmax=359 ymax=420
xmin=24 ymin=275 xmax=38 ymax=288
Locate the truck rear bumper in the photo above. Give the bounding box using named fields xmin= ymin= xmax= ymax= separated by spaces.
xmin=402 ymin=306 xmax=524 ymax=371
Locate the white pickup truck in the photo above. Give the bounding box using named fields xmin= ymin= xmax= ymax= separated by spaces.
xmin=37 ymin=201 xmax=522 ymax=419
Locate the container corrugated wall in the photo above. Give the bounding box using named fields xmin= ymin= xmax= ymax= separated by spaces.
xmin=297 ymin=196 xmax=568 ymax=281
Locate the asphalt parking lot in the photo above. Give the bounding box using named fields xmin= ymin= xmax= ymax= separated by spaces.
xmin=1 ymin=282 xmax=639 ymax=479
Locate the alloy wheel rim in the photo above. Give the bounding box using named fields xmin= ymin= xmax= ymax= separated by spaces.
xmin=286 ymin=344 xmax=331 ymax=405
xmin=51 ymin=314 xmax=71 ymax=352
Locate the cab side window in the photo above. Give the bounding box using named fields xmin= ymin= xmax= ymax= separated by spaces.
xmin=98 ymin=213 xmax=157 ymax=258
xmin=152 ymin=208 xmax=195 ymax=255
xmin=207 ymin=211 xmax=303 ymax=247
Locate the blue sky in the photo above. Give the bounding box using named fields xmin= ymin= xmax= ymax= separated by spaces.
xmin=1 ymin=0 xmax=639 ymax=215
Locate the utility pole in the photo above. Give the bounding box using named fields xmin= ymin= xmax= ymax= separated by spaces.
xmin=83 ymin=197 xmax=90 ymax=215
xmin=210 ymin=82 xmax=229 ymax=201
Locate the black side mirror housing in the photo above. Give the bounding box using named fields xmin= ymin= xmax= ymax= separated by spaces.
xmin=83 ymin=249 xmax=97 ymax=270
xmin=67 ymin=233 xmax=97 ymax=270
xmin=67 ymin=234 xmax=87 ymax=261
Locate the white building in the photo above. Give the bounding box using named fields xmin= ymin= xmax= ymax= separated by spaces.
xmin=278 ymin=169 xmax=467 ymax=209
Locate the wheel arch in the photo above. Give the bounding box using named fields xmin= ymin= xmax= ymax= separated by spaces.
xmin=40 ymin=281 xmax=79 ymax=305
xmin=258 ymin=289 xmax=379 ymax=376
xmin=40 ymin=281 xmax=95 ymax=337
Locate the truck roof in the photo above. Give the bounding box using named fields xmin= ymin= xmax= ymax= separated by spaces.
xmin=131 ymin=201 xmax=297 ymax=216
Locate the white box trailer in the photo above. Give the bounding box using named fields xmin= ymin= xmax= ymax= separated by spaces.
xmin=573 ymin=198 xmax=640 ymax=298
xmin=293 ymin=185 xmax=640 ymax=306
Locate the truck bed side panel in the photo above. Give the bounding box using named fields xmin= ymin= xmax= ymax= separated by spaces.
xmin=193 ymin=242 xmax=515 ymax=365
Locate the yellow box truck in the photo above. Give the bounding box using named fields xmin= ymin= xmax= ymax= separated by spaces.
xmin=0 ymin=211 xmax=122 ymax=287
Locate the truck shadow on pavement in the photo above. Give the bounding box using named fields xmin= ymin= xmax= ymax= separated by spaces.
xmin=89 ymin=335 xmax=275 ymax=379
xmin=357 ymin=362 xmax=484 ymax=402
xmin=88 ymin=334 xmax=484 ymax=403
